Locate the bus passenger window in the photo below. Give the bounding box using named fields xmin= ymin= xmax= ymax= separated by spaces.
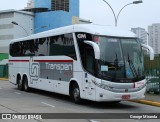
xmin=49 ymin=33 xmax=77 ymax=60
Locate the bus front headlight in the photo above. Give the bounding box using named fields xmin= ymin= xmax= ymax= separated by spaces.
xmin=92 ymin=80 xmax=113 ymax=90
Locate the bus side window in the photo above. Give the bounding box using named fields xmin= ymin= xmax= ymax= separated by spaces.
xmin=63 ymin=33 xmax=77 ymax=60
xmin=34 ymin=38 xmax=48 ymax=56
xmin=49 ymin=33 xmax=77 ymax=60
xmin=23 ymin=40 xmax=35 ymax=56
xmin=10 ymin=42 xmax=21 ymax=56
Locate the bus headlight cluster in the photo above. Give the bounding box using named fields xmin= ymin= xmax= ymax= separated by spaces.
xmin=101 ymin=84 xmax=112 ymax=90
xmin=92 ymin=80 xmax=113 ymax=90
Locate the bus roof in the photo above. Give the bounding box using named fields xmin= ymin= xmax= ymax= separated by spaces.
xmin=11 ymin=24 xmax=136 ymax=43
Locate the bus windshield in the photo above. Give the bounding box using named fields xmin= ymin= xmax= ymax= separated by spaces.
xmin=95 ymin=36 xmax=144 ymax=82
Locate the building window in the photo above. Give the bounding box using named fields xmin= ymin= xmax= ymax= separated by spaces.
xmin=0 ymin=24 xmax=13 ymax=29
xmin=51 ymin=0 xmax=69 ymax=12
xmin=0 ymin=35 xmax=13 ymax=40
xmin=0 ymin=13 xmax=14 ymax=19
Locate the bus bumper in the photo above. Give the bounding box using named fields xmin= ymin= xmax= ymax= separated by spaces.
xmin=95 ymin=86 xmax=146 ymax=102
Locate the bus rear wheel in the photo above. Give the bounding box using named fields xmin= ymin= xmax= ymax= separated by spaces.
xmin=71 ymin=83 xmax=81 ymax=103
xmin=17 ymin=76 xmax=23 ymax=91
xmin=24 ymin=77 xmax=30 ymax=92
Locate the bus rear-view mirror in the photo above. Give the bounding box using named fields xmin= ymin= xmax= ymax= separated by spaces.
xmin=141 ymin=44 xmax=154 ymax=60
xmin=84 ymin=41 xmax=100 ymax=59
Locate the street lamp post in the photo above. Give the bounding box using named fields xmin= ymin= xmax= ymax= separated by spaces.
xmin=102 ymin=0 xmax=143 ymax=26
xmin=11 ymin=21 xmax=29 ymax=36
xmin=116 ymin=0 xmax=143 ymax=26
xmin=102 ymin=0 xmax=117 ymax=27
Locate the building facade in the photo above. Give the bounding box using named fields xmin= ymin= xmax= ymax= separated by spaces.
xmin=148 ymin=23 xmax=160 ymax=54
xmin=0 ymin=10 xmax=34 ymax=53
xmin=34 ymin=0 xmax=79 ymax=33
xmin=0 ymin=0 xmax=80 ymax=56
xmin=131 ymin=27 xmax=147 ymax=44
xmin=25 ymin=0 xmax=34 ymax=9
xmin=0 ymin=10 xmax=34 ymax=77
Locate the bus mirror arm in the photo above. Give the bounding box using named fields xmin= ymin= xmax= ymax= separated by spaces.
xmin=84 ymin=41 xmax=100 ymax=59
xmin=141 ymin=44 xmax=154 ymax=60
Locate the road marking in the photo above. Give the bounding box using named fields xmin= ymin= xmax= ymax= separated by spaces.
xmin=41 ymin=102 xmax=55 ymax=108
xmin=14 ymin=92 xmax=21 ymax=95
xmin=89 ymin=120 xmax=100 ymax=122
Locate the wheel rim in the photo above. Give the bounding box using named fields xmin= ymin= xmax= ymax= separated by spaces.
xmin=24 ymin=81 xmax=27 ymax=90
xmin=24 ymin=78 xmax=29 ymax=91
xmin=73 ymin=88 xmax=80 ymax=101
xmin=18 ymin=78 xmax=22 ymax=88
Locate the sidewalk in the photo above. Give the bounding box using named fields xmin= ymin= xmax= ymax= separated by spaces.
xmin=0 ymin=78 xmax=8 ymax=81
xmin=145 ymin=93 xmax=160 ymax=102
xmin=130 ymin=93 xmax=160 ymax=107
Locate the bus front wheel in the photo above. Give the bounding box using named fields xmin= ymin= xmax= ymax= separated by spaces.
xmin=71 ymin=83 xmax=81 ymax=103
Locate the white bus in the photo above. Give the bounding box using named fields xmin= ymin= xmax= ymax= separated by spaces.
xmin=9 ymin=24 xmax=154 ymax=103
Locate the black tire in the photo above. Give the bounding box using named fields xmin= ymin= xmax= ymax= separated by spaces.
xmin=111 ymin=101 xmax=121 ymax=104
xmin=24 ymin=77 xmax=30 ymax=92
xmin=17 ymin=76 xmax=24 ymax=91
xmin=71 ymin=83 xmax=81 ymax=103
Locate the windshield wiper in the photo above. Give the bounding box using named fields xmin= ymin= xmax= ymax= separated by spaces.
xmin=114 ymin=52 xmax=119 ymax=70
xmin=127 ymin=53 xmax=138 ymax=78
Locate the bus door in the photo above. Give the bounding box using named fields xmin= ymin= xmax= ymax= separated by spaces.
xmin=83 ymin=47 xmax=96 ymax=100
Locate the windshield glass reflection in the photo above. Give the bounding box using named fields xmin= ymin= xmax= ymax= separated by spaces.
xmin=94 ymin=36 xmax=144 ymax=82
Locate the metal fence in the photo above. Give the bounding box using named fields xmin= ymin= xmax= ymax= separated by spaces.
xmin=145 ymin=54 xmax=160 ymax=94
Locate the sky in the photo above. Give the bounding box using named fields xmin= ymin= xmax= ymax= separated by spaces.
xmin=0 ymin=0 xmax=160 ymax=31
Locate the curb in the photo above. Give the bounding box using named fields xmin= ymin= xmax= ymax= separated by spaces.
xmin=130 ymin=100 xmax=160 ymax=107
xmin=0 ymin=78 xmax=9 ymax=81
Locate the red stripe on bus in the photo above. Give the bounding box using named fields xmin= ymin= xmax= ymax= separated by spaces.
xmin=34 ymin=60 xmax=73 ymax=63
xmin=133 ymin=83 xmax=136 ymax=88
xmin=9 ymin=60 xmax=73 ymax=63
xmin=9 ymin=60 xmax=29 ymax=62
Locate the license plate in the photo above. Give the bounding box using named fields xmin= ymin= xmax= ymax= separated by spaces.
xmin=122 ymin=95 xmax=130 ymax=100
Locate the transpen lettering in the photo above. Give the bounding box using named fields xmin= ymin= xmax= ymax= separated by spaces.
xmin=45 ymin=63 xmax=73 ymax=71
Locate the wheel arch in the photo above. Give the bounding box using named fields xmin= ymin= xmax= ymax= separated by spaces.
xmin=22 ymin=74 xmax=28 ymax=81
xmin=69 ymin=79 xmax=81 ymax=96
xmin=22 ymin=74 xmax=29 ymax=85
xmin=16 ymin=73 xmax=21 ymax=84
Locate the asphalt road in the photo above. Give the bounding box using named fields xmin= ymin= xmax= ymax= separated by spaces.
xmin=0 ymin=80 xmax=160 ymax=122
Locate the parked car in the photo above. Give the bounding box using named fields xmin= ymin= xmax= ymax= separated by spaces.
xmin=146 ymin=76 xmax=160 ymax=94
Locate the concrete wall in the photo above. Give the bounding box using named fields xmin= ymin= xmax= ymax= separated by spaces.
xmin=34 ymin=11 xmax=71 ymax=33
xmin=34 ymin=0 xmax=79 ymax=33
xmin=13 ymin=11 xmax=34 ymax=38
xmin=0 ymin=12 xmax=14 ymax=41
xmin=69 ymin=0 xmax=79 ymax=16
xmin=34 ymin=0 xmax=51 ymax=10
xmin=0 ymin=10 xmax=34 ymax=53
